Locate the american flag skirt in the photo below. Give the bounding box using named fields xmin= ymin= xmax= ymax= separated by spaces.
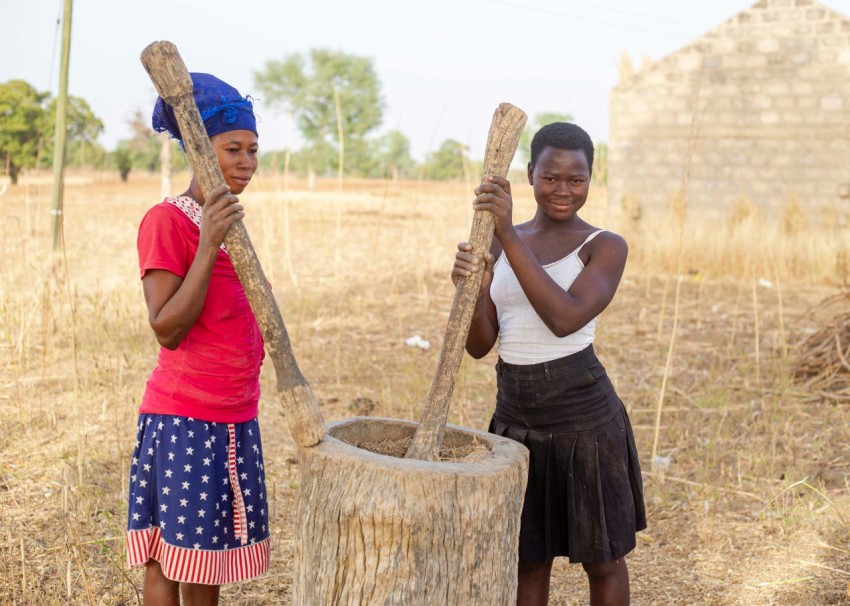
xmin=125 ymin=414 xmax=270 ymax=584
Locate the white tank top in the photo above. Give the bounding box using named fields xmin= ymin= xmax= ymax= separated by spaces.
xmin=490 ymin=230 xmax=603 ymax=365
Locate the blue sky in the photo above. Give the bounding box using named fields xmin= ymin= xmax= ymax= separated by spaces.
xmin=3 ymin=0 xmax=850 ymax=162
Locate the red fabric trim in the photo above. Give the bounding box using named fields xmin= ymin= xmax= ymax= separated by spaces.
xmin=228 ymin=423 xmax=249 ymax=545
xmin=126 ymin=527 xmax=269 ymax=585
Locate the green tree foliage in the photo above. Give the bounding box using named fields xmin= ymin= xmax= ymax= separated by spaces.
xmin=44 ymin=96 xmax=104 ymax=148
xmin=424 ymin=139 xmax=467 ymax=181
xmin=292 ymin=139 xmax=336 ymax=178
xmin=66 ymin=139 xmax=107 ymax=169
xmin=254 ymin=49 xmax=384 ymax=176
xmin=0 ymin=80 xmax=50 ymax=184
xmin=111 ymin=147 xmax=132 ymax=182
xmin=111 ymin=110 xmax=185 ymax=180
xmin=257 ymin=149 xmax=288 ymax=173
xmin=123 ymin=109 xmax=162 ymax=172
xmin=518 ymin=111 xmax=574 ymax=165
xmin=368 ymin=129 xmax=414 ymax=179
xmin=41 ymin=96 xmax=105 ymax=168
xmin=0 ymin=80 xmax=106 ymax=183
xmin=258 ymin=130 xmax=416 ymax=181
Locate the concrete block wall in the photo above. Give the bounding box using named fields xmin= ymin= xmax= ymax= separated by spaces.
xmin=608 ymin=0 xmax=850 ymax=218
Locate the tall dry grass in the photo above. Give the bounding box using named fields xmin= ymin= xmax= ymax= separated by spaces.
xmin=1 ymin=169 xmax=848 ymax=605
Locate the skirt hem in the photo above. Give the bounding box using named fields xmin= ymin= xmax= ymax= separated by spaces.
xmin=126 ymin=527 xmax=270 ymax=585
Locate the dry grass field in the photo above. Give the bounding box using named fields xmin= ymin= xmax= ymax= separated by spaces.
xmin=1 ymin=169 xmax=849 ymax=605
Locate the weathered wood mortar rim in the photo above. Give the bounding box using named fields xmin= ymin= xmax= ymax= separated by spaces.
xmin=322 ymin=416 xmax=523 ymax=471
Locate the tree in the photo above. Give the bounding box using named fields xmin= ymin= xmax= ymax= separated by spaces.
xmin=40 ymin=95 xmax=105 ymax=168
xmin=518 ymin=111 xmax=574 ymax=165
xmin=424 ymin=139 xmax=467 ymax=181
xmin=369 ymin=129 xmax=415 ymax=180
xmin=255 ymin=49 xmax=384 ymax=177
xmin=112 ymin=146 xmax=132 ymax=182
xmin=0 ymin=80 xmax=50 ymax=184
xmin=0 ymin=80 xmax=107 ymax=182
xmin=110 ymin=109 xmax=188 ymax=181
xmin=125 ymin=109 xmax=163 ymax=172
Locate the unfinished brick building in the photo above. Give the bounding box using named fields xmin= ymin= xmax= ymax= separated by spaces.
xmin=608 ymin=0 xmax=850 ymax=218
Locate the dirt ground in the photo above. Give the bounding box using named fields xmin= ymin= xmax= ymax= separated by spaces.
xmin=1 ymin=173 xmax=848 ymax=605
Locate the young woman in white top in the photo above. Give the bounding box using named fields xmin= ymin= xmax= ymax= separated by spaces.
xmin=453 ymin=122 xmax=646 ymax=606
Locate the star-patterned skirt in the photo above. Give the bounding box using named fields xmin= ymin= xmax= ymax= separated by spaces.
xmin=125 ymin=414 xmax=270 ymax=585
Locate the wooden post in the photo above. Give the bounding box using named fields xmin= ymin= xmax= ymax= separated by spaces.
xmin=333 ymin=84 xmax=344 ymax=192
xmin=139 ymin=41 xmax=325 ymax=447
xmin=50 ymin=0 xmax=73 ymax=251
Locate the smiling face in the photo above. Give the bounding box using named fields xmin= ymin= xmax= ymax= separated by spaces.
xmin=210 ymin=130 xmax=259 ymax=195
xmin=527 ymin=146 xmax=591 ymax=222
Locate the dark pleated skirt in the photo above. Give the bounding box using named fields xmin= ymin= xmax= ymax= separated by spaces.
xmin=488 ymin=344 xmax=646 ymax=564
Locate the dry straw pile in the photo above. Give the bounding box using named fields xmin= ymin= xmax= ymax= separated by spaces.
xmin=792 ymin=293 xmax=850 ymax=402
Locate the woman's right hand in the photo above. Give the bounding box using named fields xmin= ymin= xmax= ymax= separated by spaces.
xmin=473 ymin=176 xmax=514 ymax=241
xmin=451 ymin=242 xmax=494 ymax=295
xmin=199 ymin=184 xmax=244 ymax=249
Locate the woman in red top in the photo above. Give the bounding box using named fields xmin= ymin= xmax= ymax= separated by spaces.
xmin=125 ymin=73 xmax=268 ymax=606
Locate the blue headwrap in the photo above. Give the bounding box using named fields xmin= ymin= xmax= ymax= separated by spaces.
xmin=152 ymin=72 xmax=257 ymax=142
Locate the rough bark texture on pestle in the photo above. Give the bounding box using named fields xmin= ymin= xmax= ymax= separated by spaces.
xmin=406 ymin=103 xmax=527 ymax=461
xmin=140 ymin=41 xmax=326 ymax=447
xmin=293 ymin=418 xmax=529 ymax=606
xmin=279 ymin=384 xmax=326 ymax=448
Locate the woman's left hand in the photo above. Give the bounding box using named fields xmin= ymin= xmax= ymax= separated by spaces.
xmin=473 ymin=176 xmax=514 ymax=240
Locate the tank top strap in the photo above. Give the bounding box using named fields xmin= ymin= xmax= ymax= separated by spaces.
xmin=575 ymin=229 xmax=605 ymax=256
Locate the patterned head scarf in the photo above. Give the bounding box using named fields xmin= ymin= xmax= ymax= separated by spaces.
xmin=152 ymin=72 xmax=257 ymax=143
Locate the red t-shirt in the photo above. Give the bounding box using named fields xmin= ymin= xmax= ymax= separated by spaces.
xmin=137 ymin=201 xmax=264 ymax=423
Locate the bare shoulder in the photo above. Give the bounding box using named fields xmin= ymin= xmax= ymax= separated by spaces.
xmin=595 ymin=230 xmax=628 ymax=252
xmin=582 ymin=229 xmax=628 ymax=266
xmin=508 ymin=220 xmax=535 ymax=244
